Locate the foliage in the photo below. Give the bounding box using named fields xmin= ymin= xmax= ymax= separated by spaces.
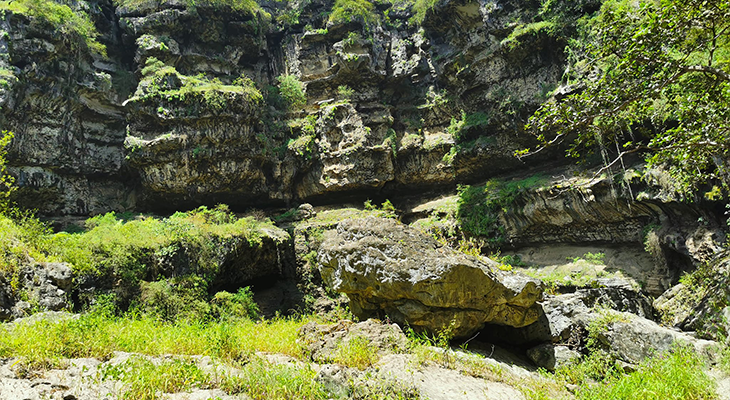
xmin=456 ymin=175 xmax=547 ymax=244
xmin=446 ymin=110 xmax=491 ymax=142
xmin=523 ymin=0 xmax=730 ymax=195
xmin=0 ymin=313 xmax=309 ymax=370
xmin=501 ymin=21 xmax=557 ymax=50
xmin=98 ymin=357 xmax=210 ymax=400
xmin=114 ymin=0 xmax=259 ymax=14
xmin=288 ymin=134 xmax=316 ymax=157
xmin=0 ymin=0 xmax=106 ymax=55
xmin=410 ymin=0 xmax=438 ymax=24
xmin=333 ymin=335 xmax=380 ymax=369
xmin=337 ymin=84 xmax=355 ymax=101
xmin=221 ymin=358 xmax=330 ymax=399
xmin=132 ymin=58 xmax=262 ymax=112
xmin=329 ymin=0 xmax=378 ymax=25
xmin=576 ymin=345 xmax=717 ymax=400
xmin=211 ymin=287 xmax=260 ymax=320
xmin=0 ymin=131 xmax=14 ymax=211
xmin=0 ymin=208 xmax=54 ymax=280
xmin=277 ymin=74 xmax=307 ymax=110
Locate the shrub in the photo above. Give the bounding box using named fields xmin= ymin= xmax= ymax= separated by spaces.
xmin=277 ymin=74 xmax=307 ymax=110
xmin=337 ymin=85 xmax=355 ymax=101
xmin=0 ymin=0 xmax=106 ymax=55
xmin=0 ymin=131 xmax=15 ymax=211
xmin=456 ymin=175 xmax=546 ymax=244
xmin=211 ymin=287 xmax=260 ymax=320
xmin=333 ymin=336 xmax=379 ymax=369
xmin=576 ymin=345 xmax=716 ymax=400
xmin=132 ymin=58 xmax=262 ymax=112
xmin=329 ymin=0 xmax=378 ymax=25
xmin=97 ymin=357 xmax=210 ymax=400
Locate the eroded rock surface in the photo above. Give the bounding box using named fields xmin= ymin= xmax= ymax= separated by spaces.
xmin=318 ymin=217 xmax=543 ymax=337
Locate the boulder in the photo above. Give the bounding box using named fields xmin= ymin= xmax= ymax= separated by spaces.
xmin=13 ymin=262 xmax=75 ymax=317
xmin=318 ymin=217 xmax=543 ymax=337
xmin=481 ymin=282 xmax=654 ymax=346
xmin=298 ymin=319 xmax=408 ymax=363
xmin=526 ymin=344 xmax=581 ymax=371
xmin=595 ymin=312 xmax=720 ymax=364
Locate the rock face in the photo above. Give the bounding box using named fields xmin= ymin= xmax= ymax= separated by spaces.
xmin=483 ymin=281 xmax=654 ymax=346
xmin=1 ymin=0 xmax=578 ymax=215
xmin=0 ymin=262 xmax=75 ymax=321
xmin=318 ymin=217 xmax=543 ymax=337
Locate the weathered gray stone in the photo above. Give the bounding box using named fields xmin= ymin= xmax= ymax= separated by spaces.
xmin=298 ymin=319 xmax=408 ymax=363
xmin=526 ymin=344 xmax=581 ymax=371
xmin=318 ymin=217 xmax=543 ymax=337
xmin=595 ymin=312 xmax=720 ymax=364
xmin=483 ymin=282 xmax=654 ymax=346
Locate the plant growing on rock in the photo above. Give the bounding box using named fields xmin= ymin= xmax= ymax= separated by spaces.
xmin=0 ymin=0 xmax=106 ymax=55
xmin=277 ymin=74 xmax=307 ymax=110
xmin=329 ymin=0 xmax=378 ymax=25
xmin=522 ymin=0 xmax=730 ymax=196
xmin=0 ymin=130 xmax=14 ymax=210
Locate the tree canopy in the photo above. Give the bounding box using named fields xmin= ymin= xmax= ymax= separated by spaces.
xmin=522 ymin=0 xmax=730 ymax=195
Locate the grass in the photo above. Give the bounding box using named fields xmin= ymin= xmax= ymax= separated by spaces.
xmin=0 ymin=204 xmax=283 ymax=317
xmin=329 ymin=0 xmax=378 ymax=25
xmin=0 ymin=313 xmax=309 ymax=371
xmin=130 ymin=58 xmax=263 ymax=113
xmin=98 ymin=356 xmax=211 ymax=400
xmin=221 ymin=358 xmax=330 ymax=399
xmin=332 ymin=335 xmax=380 ymax=369
xmin=0 ymin=0 xmax=105 ymax=55
xmin=576 ymin=346 xmax=717 ymax=400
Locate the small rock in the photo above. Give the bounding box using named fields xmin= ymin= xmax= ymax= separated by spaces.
xmin=299 ymin=319 xmax=408 ymax=362
xmin=526 ymin=344 xmax=581 ymax=371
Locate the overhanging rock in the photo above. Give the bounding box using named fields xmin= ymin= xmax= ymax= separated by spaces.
xmin=318 ymin=217 xmax=543 ymax=337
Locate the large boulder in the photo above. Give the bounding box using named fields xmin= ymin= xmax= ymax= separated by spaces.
xmin=317 ymin=217 xmax=543 ymax=337
xmin=481 ymin=280 xmax=654 ymax=346
xmin=594 ymin=312 xmax=720 ymax=365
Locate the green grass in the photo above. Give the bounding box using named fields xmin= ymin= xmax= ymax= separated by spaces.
xmin=221 ymin=359 xmax=330 ymax=399
xmin=0 ymin=0 xmax=105 ymax=55
xmin=130 ymin=58 xmax=263 ymax=112
xmin=332 ymin=335 xmax=380 ymax=369
xmin=0 ymin=204 xmax=282 ymax=317
xmin=576 ymin=346 xmax=717 ymax=400
xmin=98 ymin=356 xmax=211 ymax=400
xmin=47 ymin=205 xmax=274 ymax=278
xmin=0 ymin=313 xmax=309 ymax=370
xmin=329 ymin=0 xmax=378 ymax=25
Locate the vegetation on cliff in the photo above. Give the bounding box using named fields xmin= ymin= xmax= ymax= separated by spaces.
xmin=524 ymin=0 xmax=730 ymax=195
xmin=0 ymin=0 xmax=105 ymax=55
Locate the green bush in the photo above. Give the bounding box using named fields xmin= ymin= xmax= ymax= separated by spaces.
xmin=456 ymin=175 xmax=546 ymax=244
xmin=97 ymin=357 xmax=210 ymax=400
xmin=132 ymin=58 xmax=263 ymax=111
xmin=0 ymin=131 xmax=15 ymax=212
xmin=0 ymin=0 xmax=106 ymax=55
xmin=211 ymin=287 xmax=260 ymax=320
xmin=277 ymin=74 xmax=307 ymax=110
xmin=329 ymin=0 xmax=378 ymax=25
xmin=577 ymin=346 xmax=716 ymax=400
xmin=114 ymin=0 xmax=259 ymax=14
xmin=411 ymin=0 xmax=438 ymax=24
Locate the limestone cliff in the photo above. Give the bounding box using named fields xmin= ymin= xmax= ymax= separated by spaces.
xmin=1 ymin=0 xmax=586 ymax=215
